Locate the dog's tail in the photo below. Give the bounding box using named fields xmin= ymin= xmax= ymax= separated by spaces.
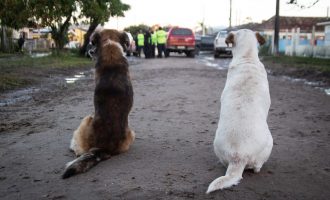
xmin=62 ymin=148 xmax=110 ymax=179
xmin=206 ymin=162 xmax=245 ymax=194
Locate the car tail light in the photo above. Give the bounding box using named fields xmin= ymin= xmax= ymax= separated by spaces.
xmin=185 ymin=37 xmax=195 ymax=44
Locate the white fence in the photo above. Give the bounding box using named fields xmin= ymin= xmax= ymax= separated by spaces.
xmin=282 ymin=28 xmax=330 ymax=58
xmin=23 ymin=38 xmax=53 ymax=52
xmin=285 ymin=45 xmax=330 ymax=58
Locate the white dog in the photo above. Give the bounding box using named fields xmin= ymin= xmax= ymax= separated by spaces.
xmin=206 ymin=29 xmax=273 ymax=194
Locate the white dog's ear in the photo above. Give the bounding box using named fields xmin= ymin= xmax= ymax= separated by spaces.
xmin=225 ymin=33 xmax=235 ymax=47
xmin=255 ymin=32 xmax=265 ymax=45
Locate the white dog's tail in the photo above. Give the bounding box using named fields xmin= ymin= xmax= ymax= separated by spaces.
xmin=206 ymin=162 xmax=246 ymax=194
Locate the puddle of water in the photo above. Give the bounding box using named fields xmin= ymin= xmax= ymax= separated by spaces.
xmin=30 ymin=52 xmax=52 ymax=58
xmin=324 ymin=88 xmax=330 ymax=96
xmin=1 ymin=71 xmax=93 ymax=107
xmin=280 ymin=76 xmax=330 ymax=96
xmin=65 ymin=72 xmax=88 ymax=84
xmin=197 ymin=55 xmax=230 ymax=70
xmin=199 ymin=55 xmax=330 ymax=96
xmin=0 ymin=88 xmax=40 ymax=107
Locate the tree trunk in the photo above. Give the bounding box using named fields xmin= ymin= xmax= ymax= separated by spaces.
xmin=51 ymin=27 xmax=68 ymax=50
xmin=79 ymin=21 xmax=99 ymax=56
xmin=51 ymin=14 xmax=72 ymax=52
xmin=1 ymin=26 xmax=9 ymax=52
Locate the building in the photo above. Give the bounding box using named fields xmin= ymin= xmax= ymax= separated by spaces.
xmin=317 ymin=21 xmax=330 ymax=46
xmin=227 ymin=16 xmax=330 ymax=57
xmin=67 ymin=25 xmax=89 ymax=47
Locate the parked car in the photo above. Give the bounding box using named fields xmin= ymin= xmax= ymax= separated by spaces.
xmin=125 ymin=32 xmax=136 ymax=56
xmin=214 ymin=31 xmax=232 ymax=58
xmin=165 ymin=27 xmax=196 ymax=58
xmin=195 ymin=35 xmax=215 ymax=52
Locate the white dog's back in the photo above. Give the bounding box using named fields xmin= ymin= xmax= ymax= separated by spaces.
xmin=207 ymin=29 xmax=273 ymax=194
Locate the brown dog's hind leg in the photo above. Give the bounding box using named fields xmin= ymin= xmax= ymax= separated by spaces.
xmin=70 ymin=115 xmax=94 ymax=156
xmin=118 ymin=128 xmax=135 ymax=153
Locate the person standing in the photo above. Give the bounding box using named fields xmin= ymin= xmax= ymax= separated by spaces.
xmin=137 ymin=30 xmax=144 ymax=57
xmin=17 ymin=32 xmax=25 ymax=53
xmin=144 ymin=29 xmax=152 ymax=59
xmin=151 ymin=30 xmax=157 ymax=58
xmin=156 ymin=27 xmax=167 ymax=58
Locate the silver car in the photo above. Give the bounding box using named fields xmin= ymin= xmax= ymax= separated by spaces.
xmin=214 ymin=31 xmax=232 ymax=58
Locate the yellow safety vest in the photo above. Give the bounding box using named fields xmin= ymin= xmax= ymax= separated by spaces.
xmin=151 ymin=33 xmax=157 ymax=45
xmin=156 ymin=30 xmax=166 ymax=44
xmin=137 ymin=33 xmax=144 ymax=46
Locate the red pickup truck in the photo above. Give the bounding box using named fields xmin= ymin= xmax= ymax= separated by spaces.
xmin=165 ymin=27 xmax=196 ymax=58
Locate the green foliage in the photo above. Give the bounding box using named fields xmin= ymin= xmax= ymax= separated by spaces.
xmin=124 ymin=24 xmax=150 ymax=36
xmin=77 ymin=0 xmax=131 ymax=56
xmin=79 ymin=0 xmax=130 ymax=24
xmin=0 ymin=0 xmax=30 ymax=29
xmin=0 ymin=0 xmax=131 ymax=52
xmin=28 ymin=0 xmax=77 ymax=50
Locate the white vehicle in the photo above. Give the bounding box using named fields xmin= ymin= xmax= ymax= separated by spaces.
xmin=213 ymin=31 xmax=232 ymax=58
xmin=125 ymin=32 xmax=136 ymax=56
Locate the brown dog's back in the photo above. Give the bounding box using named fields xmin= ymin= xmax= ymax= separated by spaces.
xmin=93 ymin=41 xmax=133 ymax=154
xmin=62 ymin=29 xmax=134 ymax=179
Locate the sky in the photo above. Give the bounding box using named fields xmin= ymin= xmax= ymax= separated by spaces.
xmin=105 ymin=0 xmax=330 ymax=30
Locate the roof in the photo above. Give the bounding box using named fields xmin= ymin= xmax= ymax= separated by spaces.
xmin=317 ymin=21 xmax=330 ymax=26
xmin=226 ymin=23 xmax=262 ymax=32
xmin=227 ymin=16 xmax=329 ymax=33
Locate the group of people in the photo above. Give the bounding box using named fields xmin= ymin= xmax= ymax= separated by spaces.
xmin=135 ymin=27 xmax=167 ymax=58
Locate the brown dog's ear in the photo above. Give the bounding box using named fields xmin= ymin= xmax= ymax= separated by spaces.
xmin=90 ymin=29 xmax=102 ymax=45
xmin=225 ymin=33 xmax=235 ymax=47
xmin=120 ymin=32 xmax=129 ymax=52
xmin=255 ymin=32 xmax=265 ymax=45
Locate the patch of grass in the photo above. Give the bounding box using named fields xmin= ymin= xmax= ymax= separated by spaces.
xmin=0 ymin=53 xmax=93 ymax=92
xmin=0 ymin=75 xmax=33 ymax=91
xmin=262 ymin=55 xmax=330 ymax=73
xmin=0 ymin=53 xmax=92 ymax=69
xmin=0 ymin=53 xmax=15 ymax=59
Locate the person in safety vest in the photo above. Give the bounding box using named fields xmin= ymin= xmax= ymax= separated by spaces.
xmin=137 ymin=30 xmax=144 ymax=57
xmin=150 ymin=30 xmax=157 ymax=58
xmin=144 ymin=29 xmax=152 ymax=59
xmin=156 ymin=27 xmax=167 ymax=58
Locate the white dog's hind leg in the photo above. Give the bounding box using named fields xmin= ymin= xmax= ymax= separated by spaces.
xmin=254 ymin=137 xmax=273 ymax=173
xmin=206 ymin=162 xmax=245 ymax=194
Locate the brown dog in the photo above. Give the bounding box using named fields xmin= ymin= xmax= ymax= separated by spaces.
xmin=62 ymin=29 xmax=135 ymax=179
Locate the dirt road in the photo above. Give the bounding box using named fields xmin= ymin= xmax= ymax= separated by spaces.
xmin=1 ymin=54 xmax=330 ymax=200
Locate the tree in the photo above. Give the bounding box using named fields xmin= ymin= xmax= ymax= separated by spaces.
xmin=0 ymin=0 xmax=30 ymax=52
xmin=0 ymin=0 xmax=130 ymax=53
xmin=78 ymin=0 xmax=130 ymax=56
xmin=29 ymin=0 xmax=77 ymax=51
xmin=124 ymin=24 xmax=150 ymax=37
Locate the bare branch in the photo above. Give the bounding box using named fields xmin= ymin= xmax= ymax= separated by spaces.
xmin=287 ymin=0 xmax=320 ymax=9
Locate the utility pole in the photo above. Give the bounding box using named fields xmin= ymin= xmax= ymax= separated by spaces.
xmin=202 ymin=3 xmax=205 ymax=36
xmin=229 ymin=0 xmax=232 ymax=28
xmin=274 ymin=0 xmax=280 ymax=55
